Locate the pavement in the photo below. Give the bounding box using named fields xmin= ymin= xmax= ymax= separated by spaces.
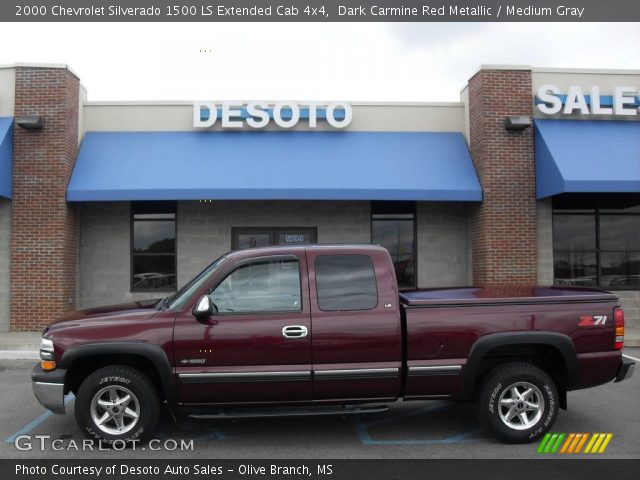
xmin=0 ymin=349 xmax=638 ymax=459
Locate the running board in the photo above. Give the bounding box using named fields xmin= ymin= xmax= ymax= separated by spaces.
xmin=188 ymin=405 xmax=389 ymax=419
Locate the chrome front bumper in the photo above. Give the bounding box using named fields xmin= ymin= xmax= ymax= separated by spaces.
xmin=31 ymin=365 xmax=67 ymax=414
xmin=614 ymin=358 xmax=635 ymax=383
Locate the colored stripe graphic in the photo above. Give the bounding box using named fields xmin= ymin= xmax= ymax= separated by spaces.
xmin=537 ymin=433 xmax=552 ymax=453
xmin=568 ymin=433 xmax=583 ymax=453
xmin=538 ymin=433 xmax=613 ymax=454
xmin=560 ymin=433 xmax=575 ymax=453
xmin=550 ymin=433 xmax=565 ymax=453
xmin=545 ymin=433 xmax=559 ymax=453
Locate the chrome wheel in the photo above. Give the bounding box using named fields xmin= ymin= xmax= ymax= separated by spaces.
xmin=498 ymin=381 xmax=544 ymax=431
xmin=90 ymin=385 xmax=140 ymax=436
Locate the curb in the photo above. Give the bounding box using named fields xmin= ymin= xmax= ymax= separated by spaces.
xmin=0 ymin=350 xmax=39 ymax=360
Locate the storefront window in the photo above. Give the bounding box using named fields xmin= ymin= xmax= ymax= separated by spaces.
xmin=371 ymin=201 xmax=416 ymax=288
xmin=553 ymin=194 xmax=640 ymax=290
xmin=131 ymin=202 xmax=177 ymax=291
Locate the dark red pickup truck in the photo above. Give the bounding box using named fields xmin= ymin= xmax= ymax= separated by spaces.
xmin=32 ymin=244 xmax=634 ymax=444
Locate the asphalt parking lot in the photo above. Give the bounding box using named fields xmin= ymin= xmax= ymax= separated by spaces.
xmin=1 ymin=350 xmax=639 ymax=459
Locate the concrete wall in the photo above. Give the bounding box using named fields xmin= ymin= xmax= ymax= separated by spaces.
xmin=78 ymin=202 xmax=137 ymax=309
xmin=176 ymin=201 xmax=371 ymax=287
xmin=417 ymin=202 xmax=470 ymax=288
xmin=0 ymin=67 xmax=15 ymax=330
xmin=78 ymin=200 xmax=371 ymax=309
xmin=613 ymin=291 xmax=640 ymax=329
xmin=77 ymin=200 xmax=474 ymax=308
xmin=536 ymin=199 xmax=554 ymax=285
xmin=0 ymin=199 xmax=10 ymax=331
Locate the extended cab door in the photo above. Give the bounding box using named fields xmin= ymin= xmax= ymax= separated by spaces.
xmin=173 ymin=252 xmax=312 ymax=404
xmin=307 ymin=248 xmax=402 ymax=401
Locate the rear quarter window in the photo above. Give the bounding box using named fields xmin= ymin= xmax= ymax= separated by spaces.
xmin=315 ymin=254 xmax=378 ymax=311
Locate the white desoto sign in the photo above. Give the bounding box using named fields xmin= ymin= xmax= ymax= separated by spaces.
xmin=536 ymin=85 xmax=640 ymax=116
xmin=193 ymin=101 xmax=353 ymax=129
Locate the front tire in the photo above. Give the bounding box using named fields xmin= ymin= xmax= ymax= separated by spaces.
xmin=477 ymin=362 xmax=558 ymax=443
xmin=75 ymin=365 xmax=160 ymax=445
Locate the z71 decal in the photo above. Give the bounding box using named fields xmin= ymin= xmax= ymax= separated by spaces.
xmin=578 ymin=315 xmax=607 ymax=326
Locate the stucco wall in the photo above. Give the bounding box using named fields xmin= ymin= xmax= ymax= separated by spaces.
xmin=0 ymin=199 xmax=10 ymax=331
xmin=0 ymin=67 xmax=16 ymax=117
xmin=81 ymin=102 xmax=465 ymax=135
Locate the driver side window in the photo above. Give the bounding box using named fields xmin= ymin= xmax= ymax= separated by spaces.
xmin=210 ymin=257 xmax=302 ymax=313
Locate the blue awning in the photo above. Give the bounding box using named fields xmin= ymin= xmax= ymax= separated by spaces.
xmin=0 ymin=117 xmax=13 ymax=199
xmin=535 ymin=120 xmax=640 ymax=199
xmin=67 ymin=131 xmax=482 ymax=202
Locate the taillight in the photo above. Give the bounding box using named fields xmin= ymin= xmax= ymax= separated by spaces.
xmin=614 ymin=307 xmax=625 ymax=350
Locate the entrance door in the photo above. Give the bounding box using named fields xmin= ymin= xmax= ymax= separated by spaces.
xmin=232 ymin=228 xmax=317 ymax=250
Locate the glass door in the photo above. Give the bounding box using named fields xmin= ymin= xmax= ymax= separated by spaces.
xmin=232 ymin=227 xmax=317 ymax=250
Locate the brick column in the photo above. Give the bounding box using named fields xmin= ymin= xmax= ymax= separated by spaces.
xmin=11 ymin=66 xmax=80 ymax=331
xmin=468 ymin=68 xmax=537 ymax=286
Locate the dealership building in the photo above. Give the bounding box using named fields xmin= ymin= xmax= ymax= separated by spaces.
xmin=0 ymin=63 xmax=638 ymax=332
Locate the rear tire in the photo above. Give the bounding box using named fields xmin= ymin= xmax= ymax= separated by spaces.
xmin=476 ymin=362 xmax=558 ymax=443
xmin=75 ymin=365 xmax=159 ymax=445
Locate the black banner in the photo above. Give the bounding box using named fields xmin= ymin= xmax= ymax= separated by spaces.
xmin=3 ymin=459 xmax=640 ymax=480
xmin=4 ymin=0 xmax=640 ymax=22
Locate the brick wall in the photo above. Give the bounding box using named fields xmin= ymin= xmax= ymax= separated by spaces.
xmin=10 ymin=67 xmax=79 ymax=331
xmin=468 ymin=68 xmax=537 ymax=285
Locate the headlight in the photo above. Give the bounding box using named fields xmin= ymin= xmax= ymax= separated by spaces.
xmin=39 ymin=337 xmax=56 ymax=371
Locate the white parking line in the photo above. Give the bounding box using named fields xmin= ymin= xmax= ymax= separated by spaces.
xmin=623 ymin=354 xmax=640 ymax=362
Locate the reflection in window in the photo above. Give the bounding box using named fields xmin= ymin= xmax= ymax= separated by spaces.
xmin=553 ymin=194 xmax=640 ymax=290
xmin=131 ymin=202 xmax=177 ymax=291
xmin=211 ymin=258 xmax=302 ymax=313
xmin=553 ymin=252 xmax=597 ymax=287
xmin=552 ymin=215 xmax=595 ymax=251
xmin=371 ymin=202 xmax=416 ymax=288
xmin=315 ymin=255 xmax=378 ymax=311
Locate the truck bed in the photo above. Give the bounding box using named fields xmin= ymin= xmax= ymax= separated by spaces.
xmin=399 ymin=286 xmax=617 ymax=307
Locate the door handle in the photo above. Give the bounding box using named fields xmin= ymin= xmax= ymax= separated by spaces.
xmin=282 ymin=325 xmax=308 ymax=338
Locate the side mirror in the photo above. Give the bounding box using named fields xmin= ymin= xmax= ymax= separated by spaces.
xmin=192 ymin=295 xmax=217 ymax=319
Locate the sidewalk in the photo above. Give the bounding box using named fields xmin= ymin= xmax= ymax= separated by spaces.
xmin=0 ymin=332 xmax=40 ymax=359
xmin=0 ymin=329 xmax=639 ymax=360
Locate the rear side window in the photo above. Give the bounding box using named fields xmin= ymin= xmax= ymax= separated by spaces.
xmin=315 ymin=255 xmax=378 ymax=311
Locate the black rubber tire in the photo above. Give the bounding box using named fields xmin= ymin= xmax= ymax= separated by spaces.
xmin=476 ymin=362 xmax=559 ymax=444
xmin=74 ymin=365 xmax=160 ymax=446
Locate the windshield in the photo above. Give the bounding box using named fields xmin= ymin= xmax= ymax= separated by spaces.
xmin=166 ymin=254 xmax=229 ymax=311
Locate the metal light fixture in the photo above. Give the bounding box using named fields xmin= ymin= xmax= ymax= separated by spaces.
xmin=15 ymin=115 xmax=44 ymax=131
xmin=504 ymin=116 xmax=531 ymax=131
